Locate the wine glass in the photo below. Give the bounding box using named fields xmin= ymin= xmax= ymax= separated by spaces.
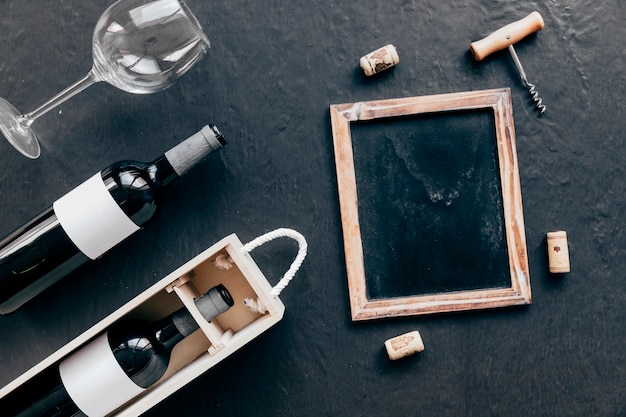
xmin=0 ymin=0 xmax=210 ymax=159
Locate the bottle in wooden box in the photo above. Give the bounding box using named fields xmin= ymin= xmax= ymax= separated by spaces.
xmin=0 ymin=229 xmax=307 ymax=417
xmin=6 ymin=285 xmax=233 ymax=417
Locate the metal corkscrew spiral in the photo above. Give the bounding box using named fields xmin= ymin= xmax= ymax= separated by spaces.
xmin=526 ymin=82 xmax=546 ymax=114
xmin=470 ymin=11 xmax=548 ymax=116
xmin=507 ymin=44 xmax=547 ymax=114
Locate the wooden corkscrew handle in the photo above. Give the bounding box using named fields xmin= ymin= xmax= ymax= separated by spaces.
xmin=470 ymin=11 xmax=545 ymax=61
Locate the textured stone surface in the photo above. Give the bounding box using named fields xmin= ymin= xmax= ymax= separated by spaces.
xmin=0 ymin=1 xmax=624 ymax=416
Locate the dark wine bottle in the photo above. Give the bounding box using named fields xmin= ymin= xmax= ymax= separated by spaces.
xmin=0 ymin=125 xmax=226 ymax=314
xmin=8 ymin=284 xmax=234 ymax=417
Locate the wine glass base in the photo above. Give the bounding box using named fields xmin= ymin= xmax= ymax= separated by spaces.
xmin=0 ymin=98 xmax=41 ymax=159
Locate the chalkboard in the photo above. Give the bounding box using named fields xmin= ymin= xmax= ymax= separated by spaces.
xmin=351 ymin=109 xmax=511 ymax=299
xmin=330 ymin=89 xmax=531 ymax=320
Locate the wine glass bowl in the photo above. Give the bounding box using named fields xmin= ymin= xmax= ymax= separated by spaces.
xmin=0 ymin=0 xmax=209 ymax=159
xmin=92 ymin=0 xmax=210 ymax=94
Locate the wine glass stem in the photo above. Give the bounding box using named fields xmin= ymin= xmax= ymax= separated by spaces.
xmin=19 ymin=70 xmax=98 ymax=128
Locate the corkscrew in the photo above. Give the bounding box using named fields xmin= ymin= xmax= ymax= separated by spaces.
xmin=470 ymin=11 xmax=547 ymax=115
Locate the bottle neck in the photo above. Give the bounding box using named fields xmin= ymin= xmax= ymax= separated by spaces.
xmin=149 ymin=155 xmax=180 ymax=188
xmin=106 ymin=125 xmax=225 ymax=191
xmin=158 ymin=283 xmax=235 ymax=341
xmin=155 ymin=307 xmax=198 ymax=348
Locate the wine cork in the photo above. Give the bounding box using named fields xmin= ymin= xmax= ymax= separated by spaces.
xmin=384 ymin=330 xmax=424 ymax=360
xmin=359 ymin=44 xmax=399 ymax=76
xmin=547 ymin=231 xmax=570 ymax=273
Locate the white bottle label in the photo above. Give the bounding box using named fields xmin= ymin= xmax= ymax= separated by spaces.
xmin=53 ymin=173 xmax=141 ymax=260
xmin=59 ymin=332 xmax=145 ymax=417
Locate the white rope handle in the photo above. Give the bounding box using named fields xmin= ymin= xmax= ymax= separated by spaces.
xmin=241 ymin=228 xmax=308 ymax=296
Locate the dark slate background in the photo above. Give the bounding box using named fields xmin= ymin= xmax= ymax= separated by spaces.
xmin=0 ymin=1 xmax=624 ymax=416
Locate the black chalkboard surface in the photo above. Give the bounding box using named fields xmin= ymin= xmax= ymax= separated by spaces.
xmin=351 ymin=109 xmax=510 ymax=300
xmin=330 ymin=89 xmax=531 ymax=320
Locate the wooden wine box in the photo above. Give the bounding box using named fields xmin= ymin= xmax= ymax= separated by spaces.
xmin=0 ymin=232 xmax=295 ymax=416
